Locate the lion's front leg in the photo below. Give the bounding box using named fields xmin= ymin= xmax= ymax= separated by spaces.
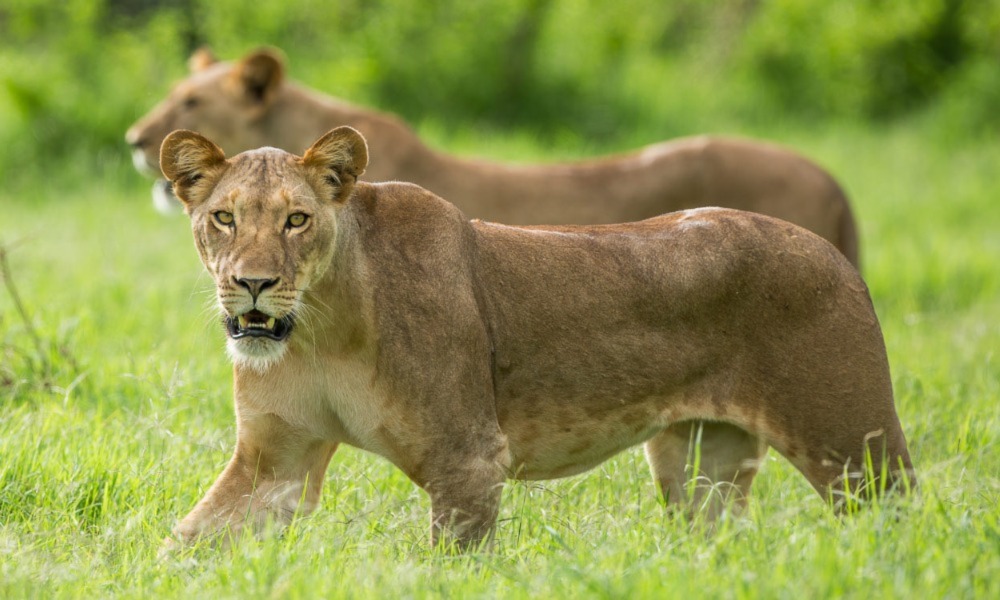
xmin=420 ymin=442 xmax=510 ymax=551
xmin=426 ymin=469 xmax=505 ymax=550
xmin=169 ymin=413 xmax=337 ymax=547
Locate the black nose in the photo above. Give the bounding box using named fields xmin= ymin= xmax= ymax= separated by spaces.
xmin=234 ymin=277 xmax=279 ymax=302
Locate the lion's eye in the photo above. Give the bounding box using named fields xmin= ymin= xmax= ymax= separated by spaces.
xmin=182 ymin=96 xmax=200 ymax=110
xmin=287 ymin=213 xmax=308 ymax=228
xmin=214 ymin=211 xmax=234 ymax=226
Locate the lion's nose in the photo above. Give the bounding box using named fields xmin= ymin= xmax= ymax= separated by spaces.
xmin=234 ymin=277 xmax=280 ymax=302
xmin=125 ymin=128 xmax=147 ymax=149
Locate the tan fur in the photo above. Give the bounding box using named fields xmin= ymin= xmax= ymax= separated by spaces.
xmin=160 ymin=127 xmax=913 ymax=549
xmin=129 ymin=48 xmax=860 ymax=267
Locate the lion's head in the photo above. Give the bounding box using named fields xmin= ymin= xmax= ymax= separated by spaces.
xmin=159 ymin=126 xmax=368 ymax=372
xmin=128 ymin=48 xmax=287 ymax=212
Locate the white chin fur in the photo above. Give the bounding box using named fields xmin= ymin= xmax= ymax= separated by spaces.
xmin=227 ymin=338 xmax=288 ymax=374
xmin=132 ymin=149 xmax=155 ymax=175
xmin=152 ymin=180 xmax=183 ymax=215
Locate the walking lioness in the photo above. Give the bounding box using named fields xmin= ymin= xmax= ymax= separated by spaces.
xmin=130 ymin=48 xmax=860 ymax=267
xmin=160 ymin=126 xmax=912 ymax=548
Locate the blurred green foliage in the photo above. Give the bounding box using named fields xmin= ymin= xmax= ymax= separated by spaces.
xmin=743 ymin=0 xmax=999 ymax=119
xmin=1 ymin=0 xmax=998 ymax=183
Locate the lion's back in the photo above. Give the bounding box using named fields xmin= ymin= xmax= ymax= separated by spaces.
xmin=348 ymin=190 xmax=869 ymax=350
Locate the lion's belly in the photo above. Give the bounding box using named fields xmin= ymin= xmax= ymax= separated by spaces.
xmin=500 ymin=401 xmax=670 ymax=480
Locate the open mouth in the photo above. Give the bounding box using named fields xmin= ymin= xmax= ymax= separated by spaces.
xmin=225 ymin=309 xmax=294 ymax=341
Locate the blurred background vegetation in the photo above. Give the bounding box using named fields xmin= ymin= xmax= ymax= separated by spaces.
xmin=1 ymin=0 xmax=998 ymax=187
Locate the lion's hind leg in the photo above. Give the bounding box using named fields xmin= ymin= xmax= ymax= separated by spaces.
xmin=772 ymin=427 xmax=917 ymax=514
xmin=644 ymin=420 xmax=767 ymax=520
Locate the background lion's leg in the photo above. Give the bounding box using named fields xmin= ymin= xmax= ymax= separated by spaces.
xmin=644 ymin=421 xmax=767 ymax=520
xmin=170 ymin=413 xmax=338 ymax=546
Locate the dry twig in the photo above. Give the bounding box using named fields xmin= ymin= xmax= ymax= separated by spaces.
xmin=0 ymin=239 xmax=50 ymax=378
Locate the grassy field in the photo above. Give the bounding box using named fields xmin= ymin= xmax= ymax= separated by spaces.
xmin=1 ymin=118 xmax=998 ymax=598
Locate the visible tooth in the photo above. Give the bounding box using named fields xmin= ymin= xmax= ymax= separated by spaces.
xmin=266 ymin=317 xmax=276 ymax=329
xmin=238 ymin=315 xmax=248 ymax=328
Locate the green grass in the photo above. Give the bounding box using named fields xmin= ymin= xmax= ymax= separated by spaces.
xmin=1 ymin=123 xmax=998 ymax=598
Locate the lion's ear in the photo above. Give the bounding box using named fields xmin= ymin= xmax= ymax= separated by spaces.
xmin=160 ymin=130 xmax=228 ymax=210
xmin=188 ymin=47 xmax=218 ymax=72
xmin=302 ymin=127 xmax=369 ymax=203
xmin=234 ymin=48 xmax=284 ymax=105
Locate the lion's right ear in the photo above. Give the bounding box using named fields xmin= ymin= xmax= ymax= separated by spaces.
xmin=234 ymin=48 xmax=285 ymax=106
xmin=188 ymin=47 xmax=218 ymax=72
xmin=160 ymin=130 xmax=228 ymax=209
xmin=302 ymin=127 xmax=369 ymax=203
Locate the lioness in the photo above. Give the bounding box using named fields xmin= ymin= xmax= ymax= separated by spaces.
xmin=130 ymin=48 xmax=860 ymax=267
xmin=160 ymin=126 xmax=912 ymax=548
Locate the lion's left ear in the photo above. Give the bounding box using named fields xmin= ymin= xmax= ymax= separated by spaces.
xmin=302 ymin=127 xmax=369 ymax=203
xmin=160 ymin=130 xmax=228 ymax=211
xmin=188 ymin=47 xmax=218 ymax=73
xmin=233 ymin=48 xmax=285 ymax=106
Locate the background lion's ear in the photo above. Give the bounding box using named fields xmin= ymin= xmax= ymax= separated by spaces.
xmin=234 ymin=48 xmax=285 ymax=106
xmin=160 ymin=130 xmax=228 ymax=210
xmin=302 ymin=127 xmax=369 ymax=203
xmin=188 ymin=47 xmax=218 ymax=73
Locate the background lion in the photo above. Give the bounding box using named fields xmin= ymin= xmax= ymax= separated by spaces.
xmin=129 ymin=48 xmax=860 ymax=267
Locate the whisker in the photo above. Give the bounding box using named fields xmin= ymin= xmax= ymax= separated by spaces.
xmin=298 ymin=309 xmax=324 ymax=366
xmin=296 ymin=302 xmax=333 ymax=337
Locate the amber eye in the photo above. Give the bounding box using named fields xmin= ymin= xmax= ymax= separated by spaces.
xmin=287 ymin=213 xmax=308 ymax=228
xmin=214 ymin=211 xmax=234 ymax=226
xmin=182 ymin=96 xmax=200 ymax=109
